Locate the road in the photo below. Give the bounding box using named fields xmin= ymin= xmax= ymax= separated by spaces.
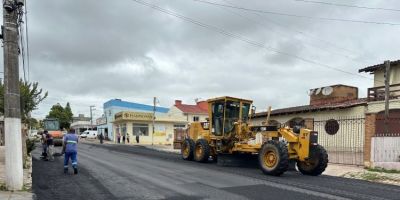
xmin=32 ymin=142 xmax=400 ymax=200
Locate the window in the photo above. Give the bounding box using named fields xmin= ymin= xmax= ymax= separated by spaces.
xmin=174 ymin=124 xmax=186 ymax=129
xmin=133 ymin=124 xmax=149 ymax=136
xmin=241 ymin=103 xmax=250 ymax=122
xmin=121 ymin=124 xmax=127 ymax=136
xmin=193 ymin=116 xmax=199 ymax=122
xmin=211 ymin=101 xmax=224 ymax=136
xmin=224 ymin=101 xmax=240 ymax=134
xmin=325 ymin=119 xmax=339 ymax=135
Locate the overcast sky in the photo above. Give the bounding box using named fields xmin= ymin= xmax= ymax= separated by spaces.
xmin=3 ymin=0 xmax=400 ymax=119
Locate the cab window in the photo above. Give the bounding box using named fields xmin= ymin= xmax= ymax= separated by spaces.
xmin=224 ymin=101 xmax=240 ymax=134
xmin=211 ymin=101 xmax=224 ymax=136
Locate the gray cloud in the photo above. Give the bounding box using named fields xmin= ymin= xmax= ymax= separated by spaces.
xmin=22 ymin=0 xmax=400 ymax=119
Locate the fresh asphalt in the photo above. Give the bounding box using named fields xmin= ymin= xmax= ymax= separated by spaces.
xmin=32 ymin=142 xmax=400 ymax=200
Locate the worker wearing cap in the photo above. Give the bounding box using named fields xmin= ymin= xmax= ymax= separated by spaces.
xmin=62 ymin=128 xmax=79 ymax=174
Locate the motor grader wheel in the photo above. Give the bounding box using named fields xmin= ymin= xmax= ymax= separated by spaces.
xmin=297 ymin=144 xmax=328 ymax=176
xmin=194 ymin=139 xmax=210 ymax=163
xmin=258 ymin=140 xmax=289 ymax=176
xmin=181 ymin=138 xmax=195 ymax=161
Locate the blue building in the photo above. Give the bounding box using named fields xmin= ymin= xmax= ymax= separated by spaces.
xmin=99 ymin=99 xmax=169 ymax=140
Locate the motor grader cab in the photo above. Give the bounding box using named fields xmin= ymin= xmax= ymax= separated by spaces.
xmin=181 ymin=96 xmax=328 ymax=176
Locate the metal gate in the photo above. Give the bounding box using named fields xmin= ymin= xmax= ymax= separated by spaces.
xmin=313 ymin=116 xmax=365 ymax=165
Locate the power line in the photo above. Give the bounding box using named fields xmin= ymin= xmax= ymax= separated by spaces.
xmin=129 ymin=0 xmax=376 ymax=82
xmin=215 ymin=0 xmax=370 ymax=66
xmin=24 ymin=1 xmax=30 ymax=82
xmin=193 ymin=0 xmax=400 ymax=26
xmin=220 ymin=0 xmax=361 ymax=56
xmin=294 ymin=0 xmax=400 ymax=12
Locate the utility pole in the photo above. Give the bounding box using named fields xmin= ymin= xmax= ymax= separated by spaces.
xmin=90 ymin=105 xmax=95 ymax=130
xmin=152 ymin=97 xmax=156 ymax=146
xmin=384 ymin=60 xmax=391 ymax=134
xmin=3 ymin=0 xmax=24 ymax=190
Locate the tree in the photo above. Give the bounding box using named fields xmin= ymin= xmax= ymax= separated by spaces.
xmin=65 ymin=102 xmax=73 ymax=124
xmin=46 ymin=102 xmax=73 ymax=129
xmin=0 ymin=80 xmax=48 ymax=124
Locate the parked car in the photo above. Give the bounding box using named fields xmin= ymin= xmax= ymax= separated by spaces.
xmin=80 ymin=130 xmax=98 ymax=139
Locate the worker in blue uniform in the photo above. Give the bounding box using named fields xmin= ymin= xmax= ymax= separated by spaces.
xmin=62 ymin=128 xmax=79 ymax=174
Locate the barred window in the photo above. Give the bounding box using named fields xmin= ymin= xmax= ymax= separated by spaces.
xmin=325 ymin=119 xmax=339 ymax=135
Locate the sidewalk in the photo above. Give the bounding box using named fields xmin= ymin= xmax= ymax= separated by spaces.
xmin=0 ymin=146 xmax=33 ymax=200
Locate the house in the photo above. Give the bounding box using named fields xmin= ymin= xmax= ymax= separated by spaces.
xmin=252 ymin=84 xmax=367 ymax=165
xmin=359 ymin=60 xmax=400 ymax=169
xmin=251 ymin=60 xmax=400 ymax=169
xmin=168 ymin=100 xmax=209 ymax=127
xmin=70 ymin=114 xmax=94 ymax=135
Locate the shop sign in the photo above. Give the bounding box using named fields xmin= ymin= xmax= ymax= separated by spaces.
xmin=154 ymin=124 xmax=166 ymax=136
xmin=115 ymin=111 xmax=154 ymax=121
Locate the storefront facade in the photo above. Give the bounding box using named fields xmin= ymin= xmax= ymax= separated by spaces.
xmin=102 ymin=99 xmax=170 ymax=141
xmin=112 ymin=111 xmax=187 ymax=145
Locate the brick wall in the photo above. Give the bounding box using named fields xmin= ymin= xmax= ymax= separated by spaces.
xmin=364 ymin=113 xmax=376 ymax=167
xmin=310 ymin=85 xmax=358 ymax=106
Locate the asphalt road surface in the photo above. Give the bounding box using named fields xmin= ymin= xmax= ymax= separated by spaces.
xmin=32 ymin=143 xmax=400 ymax=200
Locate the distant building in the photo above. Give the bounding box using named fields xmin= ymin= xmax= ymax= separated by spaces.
xmin=101 ymin=99 xmax=170 ymax=141
xmin=70 ymin=114 xmax=94 ymax=135
xmin=168 ymin=100 xmax=209 ymax=126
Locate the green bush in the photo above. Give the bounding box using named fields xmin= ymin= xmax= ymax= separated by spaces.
xmin=26 ymin=138 xmax=36 ymax=155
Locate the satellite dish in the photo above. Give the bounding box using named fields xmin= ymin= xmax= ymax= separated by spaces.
xmin=315 ymin=88 xmax=322 ymax=95
xmin=322 ymin=86 xmax=333 ymax=96
xmin=307 ymin=89 xmax=315 ymax=96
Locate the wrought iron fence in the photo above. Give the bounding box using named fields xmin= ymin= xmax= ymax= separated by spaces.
xmin=313 ymin=116 xmax=365 ymax=165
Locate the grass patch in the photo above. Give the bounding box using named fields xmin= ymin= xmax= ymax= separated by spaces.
xmin=360 ymin=173 xmax=385 ymax=181
xmin=366 ymin=167 xmax=400 ymax=174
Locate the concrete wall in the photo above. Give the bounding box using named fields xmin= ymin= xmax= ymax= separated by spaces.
xmin=367 ymin=99 xmax=400 ymax=114
xmin=252 ymin=106 xmax=366 ymax=126
xmin=371 ymin=137 xmax=400 ymax=170
xmin=373 ymin=65 xmax=400 ymax=87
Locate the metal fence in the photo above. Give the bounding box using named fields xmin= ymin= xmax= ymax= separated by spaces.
xmin=313 ymin=116 xmax=365 ymax=165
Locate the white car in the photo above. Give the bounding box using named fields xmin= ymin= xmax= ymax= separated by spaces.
xmin=80 ymin=130 xmax=98 ymax=139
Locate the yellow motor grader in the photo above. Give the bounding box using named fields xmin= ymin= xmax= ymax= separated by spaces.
xmin=181 ymin=96 xmax=328 ymax=176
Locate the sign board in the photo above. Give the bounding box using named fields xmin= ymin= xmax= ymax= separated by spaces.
xmin=154 ymin=124 xmax=166 ymax=136
xmin=96 ymin=117 xmax=107 ymax=125
xmin=115 ymin=111 xmax=154 ymax=121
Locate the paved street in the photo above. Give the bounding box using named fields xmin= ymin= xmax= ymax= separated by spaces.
xmin=32 ymin=143 xmax=400 ymax=200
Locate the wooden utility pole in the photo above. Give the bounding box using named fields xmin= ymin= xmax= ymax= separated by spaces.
xmin=3 ymin=0 xmax=24 ymax=190
xmin=384 ymin=60 xmax=391 ymax=134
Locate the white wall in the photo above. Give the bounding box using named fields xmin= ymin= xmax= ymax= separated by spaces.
xmin=167 ymin=106 xmax=208 ymax=124
xmin=371 ymin=137 xmax=400 ymax=170
xmin=251 ymin=106 xmax=366 ymax=126
xmin=367 ymin=99 xmax=400 ymax=114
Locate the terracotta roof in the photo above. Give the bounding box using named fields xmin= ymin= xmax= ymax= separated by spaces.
xmin=175 ymin=104 xmax=208 ymax=114
xmin=253 ymin=98 xmax=367 ymax=118
xmin=359 ymin=60 xmax=400 ymax=73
